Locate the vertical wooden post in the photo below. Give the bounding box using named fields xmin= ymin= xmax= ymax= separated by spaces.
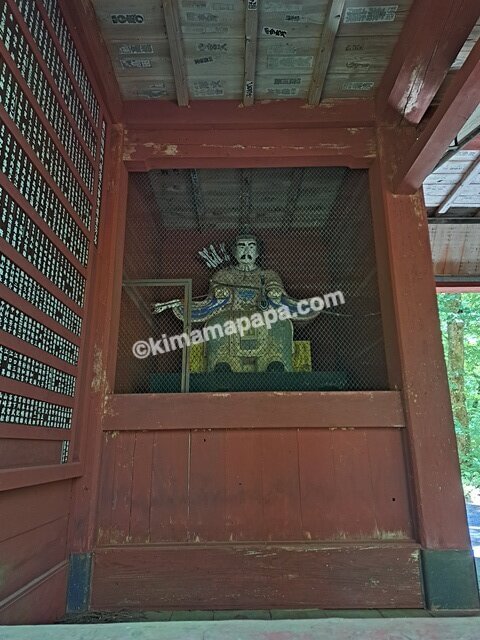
xmin=369 ymin=126 xmax=479 ymax=610
xmin=66 ymin=125 xmax=128 ymax=594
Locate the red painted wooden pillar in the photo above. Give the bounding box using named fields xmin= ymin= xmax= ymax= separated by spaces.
xmin=67 ymin=125 xmax=129 ymax=558
xmin=369 ymin=126 xmax=478 ymax=609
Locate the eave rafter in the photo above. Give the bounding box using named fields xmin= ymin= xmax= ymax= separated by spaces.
xmin=163 ymin=0 xmax=189 ymax=107
xmin=435 ymin=154 xmax=480 ymax=215
xmin=377 ymin=0 xmax=480 ymax=124
xmin=394 ymin=38 xmax=480 ymax=194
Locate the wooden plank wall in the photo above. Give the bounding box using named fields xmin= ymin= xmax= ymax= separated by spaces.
xmin=0 ymin=0 xmax=117 ymax=623
xmin=91 ymin=391 xmax=423 ymax=610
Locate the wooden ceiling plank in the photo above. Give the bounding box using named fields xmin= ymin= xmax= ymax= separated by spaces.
xmin=394 ymin=38 xmax=480 ymax=194
xmin=243 ymin=0 xmax=259 ymax=106
xmin=308 ymin=0 xmax=346 ymax=106
xmin=377 ymin=0 xmax=480 ymax=124
xmin=162 ymin=0 xmax=189 ymax=107
xmin=435 ymin=154 xmax=480 ymax=215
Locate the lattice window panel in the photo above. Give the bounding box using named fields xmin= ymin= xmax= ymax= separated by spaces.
xmin=0 ymin=391 xmax=72 ymax=428
xmin=0 ymin=345 xmax=76 ymax=396
xmin=0 ymin=185 xmax=86 ymax=306
xmin=1 ymin=300 xmax=79 ymax=365
xmin=0 ymin=255 xmax=82 ymax=336
xmin=12 ymin=0 xmax=97 ymax=156
xmin=0 ymin=60 xmax=93 ymax=223
xmin=0 ymin=121 xmax=89 ymax=264
xmin=38 ymin=0 xmax=100 ymax=126
xmin=0 ymin=1 xmax=95 ymax=190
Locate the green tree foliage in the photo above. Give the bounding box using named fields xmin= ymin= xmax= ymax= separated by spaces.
xmin=438 ymin=293 xmax=480 ymax=487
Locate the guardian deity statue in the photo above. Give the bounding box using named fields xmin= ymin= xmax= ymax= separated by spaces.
xmin=152 ymin=235 xmax=317 ymax=373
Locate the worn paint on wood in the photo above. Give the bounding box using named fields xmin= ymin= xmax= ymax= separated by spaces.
xmin=91 ymin=544 xmax=423 ymax=610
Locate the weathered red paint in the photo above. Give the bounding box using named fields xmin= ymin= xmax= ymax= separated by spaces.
xmin=124 ymin=98 xmax=376 ymax=130
xmin=91 ymin=544 xmax=423 ymax=610
xmin=124 ymin=127 xmax=376 ymax=171
xmin=68 ymin=125 xmax=130 ymax=555
xmin=104 ymin=391 xmax=405 ymax=431
xmin=394 ymin=38 xmax=480 ymax=193
xmin=370 ymin=128 xmax=471 ymax=550
xmin=377 ymin=0 xmax=480 ymax=124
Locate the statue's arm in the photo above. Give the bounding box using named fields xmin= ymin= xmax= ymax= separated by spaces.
xmin=264 ymin=271 xmax=319 ymax=320
xmin=152 ymin=273 xmax=231 ymax=324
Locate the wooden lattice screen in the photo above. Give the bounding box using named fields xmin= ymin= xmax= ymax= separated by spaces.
xmin=0 ymin=0 xmax=115 ymax=620
xmin=0 ymin=0 xmax=107 ymax=465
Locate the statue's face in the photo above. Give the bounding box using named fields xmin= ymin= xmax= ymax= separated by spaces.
xmin=235 ymin=237 xmax=258 ymax=267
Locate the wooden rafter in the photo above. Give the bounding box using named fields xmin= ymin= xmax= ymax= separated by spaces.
xmin=377 ymin=0 xmax=480 ymax=124
xmin=243 ymin=0 xmax=259 ymax=106
xmin=394 ymin=38 xmax=480 ymax=194
xmin=163 ymin=0 xmax=189 ymax=107
xmin=308 ymin=0 xmax=345 ymax=106
xmin=435 ymin=154 xmax=480 ymax=215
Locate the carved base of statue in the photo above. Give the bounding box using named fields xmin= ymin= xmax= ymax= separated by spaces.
xmin=206 ymin=309 xmax=294 ymax=373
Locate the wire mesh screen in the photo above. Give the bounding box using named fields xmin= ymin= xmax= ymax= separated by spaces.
xmin=115 ymin=167 xmax=388 ymax=394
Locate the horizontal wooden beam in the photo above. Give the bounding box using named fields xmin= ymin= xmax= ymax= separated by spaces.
xmin=0 ymin=462 xmax=82 ymax=492
xmin=123 ymin=99 xmax=375 ymax=130
xmin=437 ymin=285 xmax=480 ymax=293
xmin=0 ymin=424 xmax=72 ymax=441
xmin=91 ymin=544 xmax=422 ymax=610
xmin=377 ymin=0 xmax=480 ymax=124
xmin=124 ymin=127 xmax=376 ymax=170
xmin=104 ymin=391 xmax=405 ymax=431
xmin=0 ymin=378 xmax=75 ymax=409
xmin=394 ymin=38 xmax=480 ymax=193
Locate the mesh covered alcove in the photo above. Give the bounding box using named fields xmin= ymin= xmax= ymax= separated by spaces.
xmin=115 ymin=167 xmax=388 ymax=393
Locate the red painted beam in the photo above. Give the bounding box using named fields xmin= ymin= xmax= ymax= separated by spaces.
xmin=377 ymin=0 xmax=480 ymax=124
xmin=0 ymin=462 xmax=82 ymax=492
xmin=124 ymin=126 xmax=376 ymax=171
xmin=394 ymin=38 xmax=480 ymax=193
xmin=124 ymin=98 xmax=376 ymax=130
xmin=104 ymin=391 xmax=405 ymax=431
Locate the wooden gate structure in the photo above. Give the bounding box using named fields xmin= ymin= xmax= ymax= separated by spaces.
xmin=1 ymin=0 xmax=480 ymax=623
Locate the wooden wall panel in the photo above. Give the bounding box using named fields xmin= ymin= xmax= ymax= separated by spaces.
xmin=91 ymin=543 xmax=423 ymax=610
xmin=0 ymin=482 xmax=71 ymax=544
xmin=0 ymin=517 xmax=68 ymax=601
xmin=96 ymin=427 xmax=414 ymax=545
xmin=0 ymin=562 xmax=68 ymax=625
xmin=0 ymin=440 xmax=62 ymax=469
